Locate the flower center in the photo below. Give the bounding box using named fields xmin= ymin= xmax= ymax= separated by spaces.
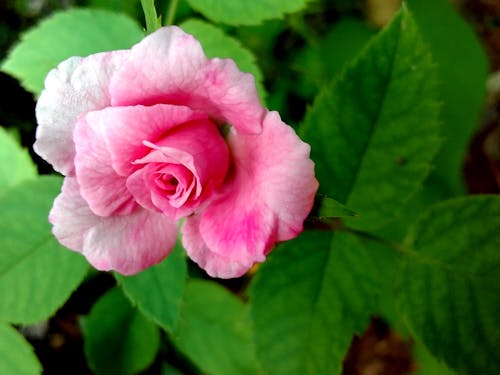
xmin=156 ymin=173 xmax=179 ymax=194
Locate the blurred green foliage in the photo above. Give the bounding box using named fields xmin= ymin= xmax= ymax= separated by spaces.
xmin=0 ymin=323 xmax=41 ymax=375
xmin=115 ymin=243 xmax=187 ymax=333
xmin=81 ymin=287 xmax=161 ymax=375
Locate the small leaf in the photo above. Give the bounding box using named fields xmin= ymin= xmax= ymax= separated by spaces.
xmin=0 ymin=126 xmax=37 ymax=196
xmin=318 ymin=196 xmax=358 ymax=218
xmin=81 ymin=287 xmax=160 ymax=375
xmin=184 ymin=0 xmax=311 ymax=25
xmin=180 ymin=19 xmax=266 ymax=100
xmin=250 ymin=231 xmax=377 ymax=375
xmin=173 ymin=279 xmax=259 ymax=375
xmin=301 ymin=6 xmax=440 ymax=230
xmin=1 ymin=9 xmax=144 ymax=96
xmin=0 ymin=176 xmax=89 ymax=324
xmin=397 ymin=196 xmax=500 ymax=374
xmin=0 ymin=323 xmax=41 ymax=375
xmin=115 ymin=242 xmax=187 ymax=333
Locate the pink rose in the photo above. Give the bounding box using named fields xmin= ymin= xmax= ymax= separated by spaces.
xmin=34 ymin=26 xmax=318 ymax=278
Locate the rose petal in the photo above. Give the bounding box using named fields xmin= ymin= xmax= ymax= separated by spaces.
xmin=34 ymin=51 xmax=128 ymax=175
xmin=231 ymin=111 xmax=319 ymax=241
xmin=50 ymin=177 xmax=178 ymax=275
xmin=109 ymin=26 xmax=264 ymax=134
xmin=127 ymin=119 xmax=229 ymax=220
xmin=181 ymin=215 xmax=255 ymax=278
xmin=73 ymin=113 xmax=137 ymax=217
xmin=155 ymin=119 xmax=229 ymax=192
xmin=149 ymin=164 xmax=196 ymax=208
xmin=184 ymin=202 xmax=276 ymax=278
xmin=127 ymin=163 xmax=197 ymax=219
xmin=92 ymin=104 xmax=208 ymax=176
xmin=195 ymin=57 xmax=264 ymax=133
xmin=134 ymin=142 xmax=197 ymax=169
xmin=181 ymin=111 xmax=318 ymax=277
xmin=125 ymin=168 xmax=159 ymax=213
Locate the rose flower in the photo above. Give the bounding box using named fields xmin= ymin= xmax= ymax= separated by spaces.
xmin=34 ymin=26 xmax=318 ymax=278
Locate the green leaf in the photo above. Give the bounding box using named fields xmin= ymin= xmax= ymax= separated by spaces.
xmin=413 ymin=340 xmax=457 ymax=375
xmin=250 ymin=231 xmax=378 ymax=375
xmin=81 ymin=287 xmax=160 ymax=375
xmin=184 ymin=0 xmax=310 ymax=25
xmin=396 ymin=196 xmax=500 ymax=374
xmin=374 ymin=174 xmax=452 ymax=243
xmin=293 ymin=17 xmax=375 ymax=98
xmin=407 ymin=0 xmax=488 ymax=194
xmin=115 ymin=242 xmax=187 ymax=333
xmin=161 ymin=363 xmax=184 ymax=375
xmin=301 ymin=6 xmax=440 ymax=230
xmin=173 ymin=279 xmax=259 ymax=375
xmin=180 ymin=19 xmax=266 ymax=100
xmin=1 ymin=9 xmax=144 ymax=96
xmin=0 ymin=126 xmax=37 ymax=196
xmin=0 ymin=176 xmax=89 ymax=324
xmin=87 ymin=0 xmax=141 ymax=19
xmin=0 ymin=323 xmax=41 ymax=375
xmin=318 ymin=196 xmax=358 ymax=218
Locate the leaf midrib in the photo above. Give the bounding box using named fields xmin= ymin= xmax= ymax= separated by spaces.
xmin=0 ymin=235 xmax=53 ymax=279
xmin=403 ymin=246 xmax=500 ymax=292
xmin=299 ymin=19 xmax=404 ymax=372
xmin=343 ymin=17 xmax=403 ymax=206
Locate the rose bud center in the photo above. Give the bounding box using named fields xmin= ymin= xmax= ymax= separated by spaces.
xmin=126 ymin=118 xmax=230 ymax=220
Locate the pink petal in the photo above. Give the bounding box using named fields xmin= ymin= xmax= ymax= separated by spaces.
xmin=231 ymin=111 xmax=319 ymax=241
xmin=50 ymin=177 xmax=178 ymax=275
xmin=154 ymin=119 xmax=229 ymax=192
xmin=95 ymin=104 xmax=208 ymax=176
xmin=73 ymin=113 xmax=137 ymax=217
xmin=181 ymin=173 xmax=276 ymax=278
xmin=127 ymin=119 xmax=229 ymax=220
xmin=181 ymin=215 xmax=256 ymax=278
xmin=181 ymin=111 xmax=318 ymax=278
xmin=34 ymin=51 xmax=128 ymax=175
xmin=149 ymin=164 xmax=197 ymax=210
xmin=125 ymin=168 xmax=160 ymax=213
xmin=195 ymin=58 xmax=264 ymax=133
xmin=109 ymin=26 xmax=264 ymax=134
xmin=127 ymin=163 xmax=197 ymax=219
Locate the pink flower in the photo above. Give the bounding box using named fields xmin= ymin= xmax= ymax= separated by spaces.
xmin=34 ymin=26 xmax=318 ymax=278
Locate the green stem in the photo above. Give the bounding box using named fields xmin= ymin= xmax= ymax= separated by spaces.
xmin=165 ymin=0 xmax=179 ymax=25
xmin=141 ymin=0 xmax=160 ymax=34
